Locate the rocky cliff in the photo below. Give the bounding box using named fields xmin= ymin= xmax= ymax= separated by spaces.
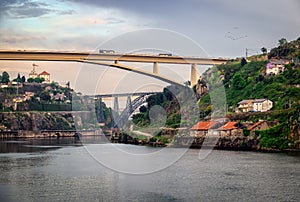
xmin=0 ymin=112 xmax=76 ymax=131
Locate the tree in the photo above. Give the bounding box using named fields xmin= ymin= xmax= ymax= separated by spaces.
xmin=27 ymin=78 xmax=34 ymax=83
xmin=241 ymin=58 xmax=247 ymax=67
xmin=39 ymin=90 xmax=51 ymax=101
xmin=21 ymin=76 xmax=26 ymax=83
xmin=1 ymin=71 xmax=10 ymax=84
xmin=139 ymin=105 xmax=147 ymax=113
xmin=232 ymin=73 xmax=246 ymax=90
xmin=34 ymin=77 xmax=45 ymax=83
xmin=261 ymin=47 xmax=267 ymax=54
xmin=13 ymin=73 xmax=21 ymax=83
xmin=278 ymin=38 xmax=287 ymax=47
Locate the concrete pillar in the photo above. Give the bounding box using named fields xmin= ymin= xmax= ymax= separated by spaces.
xmin=190 ymin=63 xmax=198 ymax=87
xmin=153 ymin=62 xmax=158 ymax=74
xmin=126 ymin=96 xmax=133 ymax=114
xmin=113 ymin=97 xmax=119 ymax=115
xmin=97 ymin=97 xmax=105 ymax=123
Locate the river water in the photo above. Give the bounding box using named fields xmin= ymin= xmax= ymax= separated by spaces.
xmin=0 ymin=138 xmax=299 ymax=202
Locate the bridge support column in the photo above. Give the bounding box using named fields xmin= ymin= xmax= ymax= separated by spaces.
xmin=190 ymin=63 xmax=198 ymax=87
xmin=126 ymin=96 xmax=133 ymax=114
xmin=97 ymin=98 xmax=105 ymax=123
xmin=115 ymin=60 xmax=119 ymax=64
xmin=113 ymin=97 xmax=119 ymax=115
xmin=153 ymin=62 xmax=158 ymax=74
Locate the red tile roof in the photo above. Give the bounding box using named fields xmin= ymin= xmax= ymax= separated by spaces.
xmin=190 ymin=121 xmax=219 ymax=130
xmin=247 ymin=121 xmax=265 ymax=131
xmin=39 ymin=71 xmax=50 ymax=75
xmin=217 ymin=122 xmax=238 ymax=131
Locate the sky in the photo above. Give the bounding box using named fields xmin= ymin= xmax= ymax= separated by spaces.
xmin=0 ymin=0 xmax=300 ymax=95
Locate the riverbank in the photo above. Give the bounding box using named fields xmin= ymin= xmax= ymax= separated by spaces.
xmin=0 ymin=129 xmax=102 ymax=138
xmin=108 ymin=129 xmax=300 ymax=152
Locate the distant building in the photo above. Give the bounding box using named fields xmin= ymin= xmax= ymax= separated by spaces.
xmin=247 ymin=121 xmax=270 ymax=136
xmin=53 ymin=93 xmax=65 ymax=101
xmin=237 ymin=99 xmax=273 ymax=112
xmin=29 ymin=64 xmax=39 ymax=79
xmin=24 ymin=92 xmax=35 ymax=100
xmin=216 ymin=121 xmax=244 ymax=137
xmin=28 ymin=64 xmax=51 ymax=83
xmin=38 ymin=71 xmax=50 ymax=83
xmin=190 ymin=121 xmax=221 ymax=137
xmin=266 ymin=59 xmax=289 ymax=75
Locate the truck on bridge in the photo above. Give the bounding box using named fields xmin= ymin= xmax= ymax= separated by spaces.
xmin=99 ymin=49 xmax=115 ymax=54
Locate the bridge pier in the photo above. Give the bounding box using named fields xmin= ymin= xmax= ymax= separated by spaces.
xmin=97 ymin=98 xmax=105 ymax=123
xmin=190 ymin=63 xmax=198 ymax=87
xmin=113 ymin=97 xmax=119 ymax=115
xmin=115 ymin=60 xmax=119 ymax=64
xmin=153 ymin=62 xmax=158 ymax=74
xmin=126 ymin=96 xmax=133 ymax=113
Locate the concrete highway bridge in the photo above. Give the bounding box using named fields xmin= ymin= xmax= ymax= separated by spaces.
xmin=0 ymin=50 xmax=229 ymax=86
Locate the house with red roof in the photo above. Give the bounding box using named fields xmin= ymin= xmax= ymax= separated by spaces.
xmin=190 ymin=121 xmax=221 ymax=137
xmin=38 ymin=71 xmax=50 ymax=83
xmin=247 ymin=121 xmax=270 ymax=136
xmin=216 ymin=121 xmax=244 ymax=137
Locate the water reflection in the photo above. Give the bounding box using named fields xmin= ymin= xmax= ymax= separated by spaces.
xmin=0 ymin=140 xmax=299 ymax=201
xmin=0 ymin=136 xmax=108 ymax=153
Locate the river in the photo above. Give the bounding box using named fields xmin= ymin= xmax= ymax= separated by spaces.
xmin=0 ymin=137 xmax=299 ymax=202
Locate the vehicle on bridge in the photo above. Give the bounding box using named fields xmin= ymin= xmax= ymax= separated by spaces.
xmin=158 ymin=53 xmax=172 ymax=56
xmin=99 ymin=49 xmax=115 ymax=54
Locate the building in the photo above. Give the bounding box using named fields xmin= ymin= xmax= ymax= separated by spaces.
xmin=216 ymin=121 xmax=244 ymax=137
xmin=24 ymin=92 xmax=35 ymax=101
xmin=190 ymin=121 xmax=221 ymax=137
xmin=266 ymin=59 xmax=289 ymax=75
xmin=29 ymin=64 xmax=39 ymax=79
xmin=237 ymin=99 xmax=273 ymax=112
xmin=38 ymin=71 xmax=50 ymax=83
xmin=247 ymin=121 xmax=270 ymax=136
xmin=28 ymin=64 xmax=51 ymax=83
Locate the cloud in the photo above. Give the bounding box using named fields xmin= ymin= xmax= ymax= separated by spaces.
xmin=1 ymin=34 xmax=46 ymax=44
xmin=0 ymin=0 xmax=75 ymax=19
xmin=57 ymin=9 xmax=76 ymax=15
xmin=1 ymin=0 xmax=52 ymax=18
xmin=104 ymin=17 xmax=125 ymax=24
xmin=61 ymin=0 xmax=170 ymax=18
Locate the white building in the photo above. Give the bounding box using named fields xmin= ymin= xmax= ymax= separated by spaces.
xmin=28 ymin=64 xmax=51 ymax=83
xmin=29 ymin=64 xmax=38 ymax=79
xmin=38 ymin=71 xmax=50 ymax=83
xmin=237 ymin=99 xmax=273 ymax=112
xmin=266 ymin=59 xmax=289 ymax=75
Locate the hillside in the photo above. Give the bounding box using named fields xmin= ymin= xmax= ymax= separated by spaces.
xmin=132 ymin=37 xmax=300 ymax=150
xmin=200 ymin=60 xmax=300 ymax=112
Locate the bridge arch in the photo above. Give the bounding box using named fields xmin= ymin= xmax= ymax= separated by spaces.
xmin=77 ymin=59 xmax=185 ymax=87
xmin=113 ymin=94 xmax=150 ymax=128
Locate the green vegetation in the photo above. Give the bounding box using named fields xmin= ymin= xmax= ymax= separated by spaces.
xmin=258 ymin=123 xmax=291 ymax=149
xmin=197 ymin=37 xmax=300 ymax=149
xmin=131 ymin=37 xmax=300 ymax=150
xmin=199 ymin=60 xmax=300 ymax=111
xmin=150 ymin=135 xmax=170 ymax=145
xmin=269 ymin=37 xmax=300 ymax=60
xmin=132 ymin=85 xmax=199 ymax=129
xmin=0 ymin=71 xmax=10 ymax=84
xmin=27 ymin=77 xmax=45 ymax=83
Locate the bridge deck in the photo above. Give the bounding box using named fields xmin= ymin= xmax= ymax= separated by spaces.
xmin=0 ymin=50 xmax=228 ymax=65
